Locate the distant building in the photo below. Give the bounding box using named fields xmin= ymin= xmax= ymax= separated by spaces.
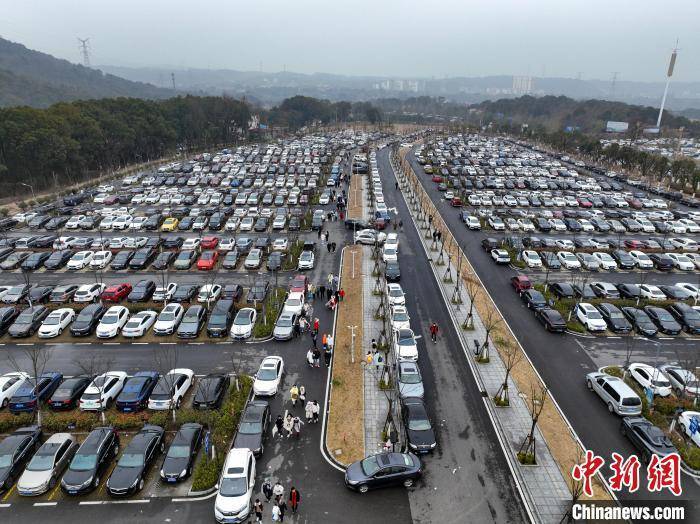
xmin=605 ymin=121 xmax=629 ymax=133
xmin=512 ymin=76 xmax=533 ymax=95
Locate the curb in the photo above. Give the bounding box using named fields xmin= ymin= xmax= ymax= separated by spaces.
xmin=187 ymin=486 xmax=218 ymax=497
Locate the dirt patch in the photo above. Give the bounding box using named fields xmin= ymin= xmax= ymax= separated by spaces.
xmin=347 ymin=172 xmax=363 ymax=220
xmin=326 ymin=244 xmax=364 ymax=465
xmin=399 ymin=149 xmax=612 ymax=501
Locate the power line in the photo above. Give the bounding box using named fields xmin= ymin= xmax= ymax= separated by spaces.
xmin=77 ymin=37 xmax=90 ymax=67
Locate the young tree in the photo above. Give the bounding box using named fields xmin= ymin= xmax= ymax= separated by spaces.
xmin=5 ymin=345 xmax=55 ymax=426
xmin=518 ymin=382 xmax=549 ymax=464
xmin=463 ymin=276 xmax=481 ymax=329
xmin=494 ymin=341 xmax=522 ymax=406
xmin=478 ymin=306 xmax=502 ymax=362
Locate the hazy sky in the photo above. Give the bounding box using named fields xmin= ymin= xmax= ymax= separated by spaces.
xmin=1 ymin=0 xmax=698 ymax=82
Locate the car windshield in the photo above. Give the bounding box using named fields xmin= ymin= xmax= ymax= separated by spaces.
xmin=277 ymin=316 xmax=293 ymax=327
xmin=219 ymin=477 xmax=248 ymax=497
xmin=70 ymin=453 xmax=97 ymax=471
xmin=117 ymin=453 xmax=144 ymax=468
xmin=26 ymin=452 xmax=56 ymax=471
xmin=587 ymin=311 xmax=603 ymax=320
xmin=652 ymin=378 xmax=671 ymax=387
xmin=159 ymin=312 xmax=176 ymax=322
xmin=408 ymin=417 xmax=432 ymax=431
xmin=102 ymin=314 xmax=120 ymax=324
xmin=286 ymin=298 xmax=301 ymax=307
xmin=389 ymin=289 xmax=403 ymax=297
xmin=44 ymin=315 xmax=62 ymax=325
xmin=234 ymin=313 xmax=252 ymax=325
xmin=0 ymin=454 xmax=13 ymax=468
xmin=401 ymin=371 xmax=421 ymax=384
xmin=239 ymin=421 xmax=262 ymax=434
xmin=258 ymin=368 xmax=277 ymax=381
xmin=166 ymin=445 xmax=190 ymax=459
xmin=360 ymin=455 xmax=380 ymax=476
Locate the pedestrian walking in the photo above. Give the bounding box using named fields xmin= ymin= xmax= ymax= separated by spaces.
xmin=317 ymin=228 xmax=322 ymax=239
xmin=275 ymin=415 xmax=284 ymax=438
xmin=292 ymin=416 xmax=304 ymax=438
xmin=311 ymin=400 xmax=320 ymax=423
xmin=313 ymin=317 xmax=319 ymax=333
xmin=283 ymin=414 xmax=294 ymax=438
xmin=289 ymin=487 xmax=301 ymax=514
xmin=254 ymin=499 xmax=264 ymax=522
xmin=299 ymin=385 xmax=306 ymax=404
xmin=333 ymin=275 xmax=339 ymax=290
xmin=339 ymin=211 xmax=344 ymax=220
xmin=313 ymin=348 xmax=321 ymax=367
xmin=339 ymin=288 xmax=345 ymax=301
xmin=327 ymin=273 xmax=333 ymax=287
xmin=277 ymin=498 xmax=288 ymax=522
xmin=395 ymin=181 xmax=399 ymax=190
xmin=262 ymin=479 xmax=273 ymax=502
xmin=318 ymin=284 xmax=326 ymax=299
xmin=293 ymin=321 xmax=300 ymax=338
xmin=371 ymin=338 xmax=377 ymax=353
xmin=399 ymin=219 xmax=403 ymax=231
xmin=311 ymin=331 xmax=317 ymax=348
xmin=290 ymin=384 xmax=299 ymax=406
xmin=306 ymin=348 xmax=314 ymax=367
xmin=324 ymin=345 xmax=332 ymax=366
xmin=334 ymin=290 xmax=340 ymax=302
xmin=273 ymin=481 xmax=284 ymax=500
xmin=366 ymin=351 xmax=374 ymax=366
xmin=325 ymin=231 xmax=330 ymax=243
xmin=272 ymin=502 xmax=281 ymax=522
xmin=326 ymin=287 xmax=332 ymax=300
xmin=332 ymin=242 xmax=337 ymax=252
xmin=299 ymin=316 xmax=308 ymax=333
xmin=429 ymin=321 xmax=439 ymax=343
xmin=327 ymin=242 xmax=332 ymax=253
xmin=305 ymin=401 xmax=314 ymax=423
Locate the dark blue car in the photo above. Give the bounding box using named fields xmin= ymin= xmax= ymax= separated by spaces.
xmin=9 ymin=372 xmax=63 ymax=414
xmin=115 ymin=372 xmax=159 ymax=413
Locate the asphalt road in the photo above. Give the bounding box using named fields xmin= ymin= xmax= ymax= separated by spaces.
xmin=404 ymin=149 xmax=700 ymax=512
xmin=376 ymin=147 xmax=526 ymax=523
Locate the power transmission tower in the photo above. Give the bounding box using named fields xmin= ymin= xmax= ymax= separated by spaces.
xmin=171 ymin=72 xmax=176 ymax=90
xmin=610 ymin=72 xmax=619 ymax=98
xmin=77 ymin=38 xmax=91 ymax=67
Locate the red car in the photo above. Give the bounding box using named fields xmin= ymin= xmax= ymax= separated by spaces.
xmin=373 ymin=218 xmax=387 ymax=230
xmin=200 ymin=236 xmax=219 ymax=249
xmin=450 ymin=197 xmax=463 ymax=207
xmin=101 ymin=283 xmax=132 ymax=302
xmin=510 ymin=275 xmax=532 ymax=293
xmin=431 ymin=175 xmax=443 ymax=183
xmin=624 ymin=239 xmax=644 ymax=249
xmin=289 ymin=275 xmax=309 ymax=294
xmin=577 ymin=198 xmax=592 ymax=208
xmin=197 ymin=250 xmax=219 ymax=270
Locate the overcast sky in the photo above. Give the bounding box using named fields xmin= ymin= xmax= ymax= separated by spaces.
xmin=1 ymin=0 xmax=697 ymax=82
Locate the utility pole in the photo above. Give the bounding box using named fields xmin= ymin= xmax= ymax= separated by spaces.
xmin=610 ymin=72 xmax=619 ymax=98
xmin=77 ymin=38 xmax=91 ymax=67
xmin=171 ymin=72 xmax=176 ymax=90
xmin=656 ymin=41 xmax=680 ymax=129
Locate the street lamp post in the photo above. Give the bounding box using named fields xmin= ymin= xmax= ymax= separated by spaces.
xmin=347 ymin=325 xmax=358 ymax=364
xmin=20 ymin=183 xmax=36 ymax=202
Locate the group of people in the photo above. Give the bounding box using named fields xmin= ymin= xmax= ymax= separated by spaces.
xmin=307 ymin=332 xmax=334 ymax=367
xmin=257 ymin=481 xmax=302 ymax=522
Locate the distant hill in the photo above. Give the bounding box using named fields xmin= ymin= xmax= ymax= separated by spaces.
xmin=0 ymin=37 xmax=174 ymax=107
xmin=473 ymin=95 xmax=700 ymax=136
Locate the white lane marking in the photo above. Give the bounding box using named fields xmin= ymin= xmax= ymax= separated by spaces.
xmin=0 ymin=503 xmax=11 ymax=508
xmin=111 ymin=499 xmax=150 ymax=504
xmin=79 ymin=501 xmax=105 ymax=505
xmin=33 ymin=502 xmax=58 ymax=507
xmin=132 ymin=342 xmax=148 ymax=345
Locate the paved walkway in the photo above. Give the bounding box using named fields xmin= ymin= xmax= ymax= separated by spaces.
xmin=391 ymin=155 xmax=570 ymax=523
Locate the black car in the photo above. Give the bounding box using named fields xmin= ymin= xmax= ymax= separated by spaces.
xmin=643 ymin=306 xmax=682 ymax=335
xmin=535 ymin=308 xmax=566 ymax=333
xmin=160 ymin=423 xmax=203 ymax=483
xmin=110 ymin=250 xmax=134 ymax=270
xmin=44 ymin=250 xmax=74 ymax=270
xmin=0 ymin=307 xmax=20 ymax=335
xmin=617 ymin=283 xmax=641 ymax=300
xmin=345 ymin=218 xmax=370 ymax=230
xmin=233 ymin=400 xmax=270 ymax=456
xmin=222 ymin=250 xmax=240 ymax=269
xmin=266 ymin=251 xmax=283 ymax=271
xmin=540 ymin=251 xmax=561 ymax=269
xmin=115 ymin=372 xmax=160 ymax=412
xmin=521 ymin=289 xmax=547 ymax=310
xmin=344 ymin=452 xmax=422 ymax=493
xmin=177 ymin=305 xmax=207 ymax=338
xmin=620 ymin=417 xmax=677 ymax=463
xmin=611 ymin=250 xmax=635 ymax=270
xmin=253 ymin=217 xmax=269 ymax=232
xmin=221 ymin=284 xmax=244 ymax=301
xmin=29 ymin=235 xmax=58 ymax=249
xmin=402 ymin=397 xmax=437 ymax=454
xmin=143 ymin=215 xmax=164 ymax=231
xmin=192 ymin=374 xmax=230 ymax=410
xmin=151 ymin=252 xmax=176 ymax=270
xmin=535 ymin=218 xmax=552 ymax=232
xmin=106 ymin=425 xmax=164 ymax=497
xmin=247 ymin=281 xmax=269 ymax=303
xmin=550 ymin=282 xmax=575 ymax=299
xmin=45 ymin=216 xmax=69 ymax=230
xmin=573 ymin=284 xmax=596 ymax=300
xmin=206 ymin=299 xmax=235 ymax=337
xmin=236 ymin=237 xmax=253 ymax=254
xmin=481 ymin=238 xmax=500 ymax=252
xmin=659 ymin=285 xmax=691 ymax=301
xmin=80 ymin=216 xmax=101 ymax=230
xmin=597 ymin=303 xmax=632 ymax=333
xmin=385 ymin=261 xmax=401 ymax=282
xmin=48 ymin=376 xmax=92 ymax=410
xmin=172 ymin=284 xmax=198 ymax=303
xmin=163 ymin=237 xmax=185 ymax=250
xmin=178 ymin=217 xmax=194 ymax=230
xmin=70 ymin=303 xmax=108 ymax=336
xmin=8 ymin=305 xmax=49 ymax=337
xmin=649 ymin=253 xmax=674 ymax=271
xmin=127 ymin=280 xmax=156 ymax=302
xmin=621 ymin=307 xmax=658 ymax=337
xmin=145 ymin=237 xmax=164 ymax=250
xmin=288 ymin=217 xmax=300 ymax=231
xmin=667 ymin=302 xmax=700 ymax=334
xmin=20 ymin=252 xmax=51 ymax=271
xmin=129 ymin=248 xmax=155 ymax=270
xmin=28 ymin=286 xmax=54 ymax=304
xmin=0 ymin=426 xmax=43 ymax=493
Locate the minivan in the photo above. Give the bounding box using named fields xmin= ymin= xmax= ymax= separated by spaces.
xmin=586 ymin=372 xmax=642 ymax=416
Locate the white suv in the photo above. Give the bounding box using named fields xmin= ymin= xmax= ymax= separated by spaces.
xmin=575 ymin=303 xmax=607 ymax=332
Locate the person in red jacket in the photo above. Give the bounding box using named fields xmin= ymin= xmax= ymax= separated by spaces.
xmin=429 ymin=322 xmax=439 ymax=343
xmin=289 ymin=486 xmax=301 ymax=514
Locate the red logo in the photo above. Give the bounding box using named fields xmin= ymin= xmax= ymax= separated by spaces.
xmin=572 ymin=450 xmax=605 ymax=497
xmin=609 ymin=453 xmax=641 ymax=493
xmin=647 ymin=453 xmax=682 ymax=496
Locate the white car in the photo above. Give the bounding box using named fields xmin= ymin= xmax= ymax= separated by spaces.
xmin=67 ymin=251 xmax=94 ymax=270
xmin=628 ymin=251 xmax=653 ymax=270
xmin=517 ymin=219 xmax=535 ymax=232
xmin=231 ymin=308 xmax=257 ymax=339
xmin=386 ymin=283 xmax=406 ymax=306
xmin=639 ymin=284 xmax=666 ymax=301
xmin=182 ymin=238 xmax=201 ymax=251
xmin=112 ymin=215 xmax=133 ymax=230
xmin=98 ymin=216 xmax=115 ymax=230
xmin=669 ymin=238 xmax=698 ymax=252
xmin=239 ymin=217 xmax=254 ymax=231
xmin=214 ymin=448 xmax=256 ymax=523
xmin=685 ymin=253 xmax=700 ymax=270
xmin=557 ymin=251 xmax=581 ymax=270
xmin=66 ymin=216 xmax=86 ymax=229
xmin=575 ymin=303 xmax=607 ymax=332
xmin=579 ymin=219 xmax=595 ymax=232
xmin=487 ymin=216 xmax=505 ymax=231
xmin=153 ymin=303 xmax=184 ymax=335
xmin=491 ymin=249 xmax=510 ymax=264
xmin=395 ymin=328 xmax=419 ymax=361
xmin=153 ymin=283 xmax=178 ymax=301
xmin=130 ymin=216 xmax=149 ymax=230
xmin=123 ymin=236 xmax=148 ymax=249
xmin=89 ymin=250 xmax=113 ymax=269
xmin=382 ymin=246 xmax=398 ymax=263
xmin=38 ymin=308 xmax=75 ymax=338
xmin=219 ymin=238 xmax=237 ymax=251
xmin=592 ymin=252 xmax=618 ymax=270
xmin=385 ymin=233 xmax=399 ymax=251
xmin=678 ymin=411 xmax=700 ymax=447
xmin=627 ymin=363 xmax=672 ymax=397
xmin=282 ymin=292 xmax=304 ymax=316
xmin=554 ymin=239 xmax=574 ymax=250
xmin=297 ymin=251 xmax=315 ymax=270
xmin=675 ymin=283 xmax=700 ymax=299
xmin=354 ymin=229 xmax=386 ymax=245
xmin=198 ymin=284 xmax=222 ymax=304
xmin=96 ymin=306 xmax=130 ymax=338
xmin=390 ymin=305 xmax=411 ymax=331
xmin=465 ymin=216 xmax=481 ymax=230
xmin=659 ymin=365 xmax=700 ymax=398
xmin=0 ymin=372 xmax=30 ymax=409
xmin=79 ymin=372 xmax=128 ymax=411
xmin=73 ymin=283 xmax=106 ymax=303
xmin=272 ymin=216 xmax=286 ymax=230
xmin=148 ymin=369 xmax=194 ymax=410
xmin=272 ymin=238 xmax=288 ymax=252
xmin=108 ymin=237 xmax=129 ymax=249
xmin=521 ymin=250 xmax=542 ymax=268
xmin=549 ymin=219 xmax=567 ymax=231
xmin=666 ymin=253 xmax=695 ymax=271
xmin=225 ymin=217 xmax=240 ymax=231
xmin=678 ymin=219 xmax=700 ymax=233
xmin=17 ymin=433 xmax=78 ymax=497
xmin=121 ymin=310 xmax=158 ymax=338
xmin=253 ymin=356 xmax=285 ymax=396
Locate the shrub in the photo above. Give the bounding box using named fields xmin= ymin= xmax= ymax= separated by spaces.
xmin=517 ymin=452 xmax=536 ymax=465
xmin=493 ymin=397 xmax=510 ymax=407
xmin=42 ymin=411 xmax=99 ymax=432
xmin=653 ymin=396 xmax=693 ymax=417
xmin=566 ymin=321 xmax=586 ymax=333
xmin=191 ymin=455 xmax=224 ymax=492
xmin=602 ymin=366 xmax=623 ymax=378
xmin=0 ymin=412 xmax=33 ymax=433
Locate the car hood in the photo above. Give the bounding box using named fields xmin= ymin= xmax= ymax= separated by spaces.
xmin=273 ymin=325 xmax=293 ymax=337
xmin=231 ymin=324 xmax=251 ymax=335
xmin=253 ymin=378 xmax=277 ymax=393
xmin=215 ymin=492 xmax=249 ymax=515
xmin=62 ymin=468 xmax=94 ymax=487
xmin=161 ymin=456 xmax=189 ymax=476
xmin=344 ymin=461 xmax=368 ymax=483
xmin=18 ymin=469 xmax=52 ymax=490
xmin=407 ymin=427 xmax=436 ymax=447
xmin=233 ymin=433 xmax=262 ymax=452
xmin=108 ymin=465 xmax=142 ymax=490
xmin=399 ymin=382 xmax=424 ymax=398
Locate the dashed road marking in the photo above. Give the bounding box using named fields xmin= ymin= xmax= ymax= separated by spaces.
xmin=33 ymin=502 xmax=58 ymax=507
xmin=79 ymin=501 xmax=106 ymax=505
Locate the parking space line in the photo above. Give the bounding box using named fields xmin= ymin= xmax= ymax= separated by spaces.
xmin=0 ymin=503 xmax=11 ymax=508
xmin=79 ymin=501 xmax=105 ymax=505
xmin=132 ymin=342 xmax=148 ymax=345
xmin=159 ymin=343 xmax=175 ymax=345
xmin=658 ymin=337 xmax=674 ymax=340
xmin=2 ymin=485 xmax=15 ymax=501
xmin=47 ymin=482 xmax=62 ymax=501
xmin=112 ymin=499 xmax=150 ymax=504
xmin=188 ymin=342 xmax=203 ymax=345
xmin=33 ymin=502 xmax=58 ymax=507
